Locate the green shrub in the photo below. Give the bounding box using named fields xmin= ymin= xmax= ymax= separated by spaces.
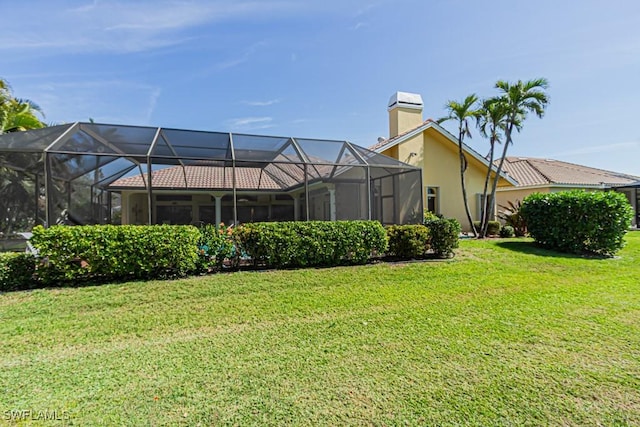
xmin=425 ymin=217 xmax=460 ymax=258
xmin=385 ymin=225 xmax=430 ymax=259
xmin=31 ymin=225 xmax=200 ymax=285
xmin=499 ymin=225 xmax=515 ymax=238
xmin=0 ymin=253 xmax=36 ymax=291
xmin=473 ymin=220 xmax=501 ymax=236
xmin=423 ymin=210 xmax=441 ymax=222
xmin=234 ymin=221 xmax=388 ymax=268
xmin=498 ymin=200 xmax=527 ymax=237
xmin=520 ymin=190 xmax=633 ymax=256
xmin=197 ymin=223 xmax=236 ymax=272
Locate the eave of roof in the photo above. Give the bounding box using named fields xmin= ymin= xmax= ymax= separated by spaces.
xmin=370 ymin=119 xmax=519 ymax=186
xmin=613 ymin=180 xmax=640 ymax=189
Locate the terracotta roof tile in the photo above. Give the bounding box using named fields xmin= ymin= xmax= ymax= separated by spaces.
xmin=111 ymin=165 xmax=285 ymax=191
xmin=501 ymin=157 xmax=639 ymax=187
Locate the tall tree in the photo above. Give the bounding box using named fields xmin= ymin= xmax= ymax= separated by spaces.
xmin=476 ymin=97 xmax=510 ymax=238
xmin=487 ymin=78 xmax=549 ymax=232
xmin=438 ymin=94 xmax=481 ymax=235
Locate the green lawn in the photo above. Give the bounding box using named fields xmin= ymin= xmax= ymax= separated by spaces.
xmin=1 ymin=234 xmax=639 ymax=426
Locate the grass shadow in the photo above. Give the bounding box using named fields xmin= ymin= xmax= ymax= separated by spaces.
xmin=494 ymin=240 xmax=610 ymax=260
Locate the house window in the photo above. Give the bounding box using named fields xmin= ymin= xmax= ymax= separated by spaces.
xmin=426 ymin=187 xmax=438 ymax=213
xmin=156 ymin=205 xmax=192 ymax=225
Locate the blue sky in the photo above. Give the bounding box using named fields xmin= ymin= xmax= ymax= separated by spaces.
xmin=2 ymin=0 xmax=639 ymax=175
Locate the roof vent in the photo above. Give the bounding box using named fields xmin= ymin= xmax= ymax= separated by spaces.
xmin=388 ymin=91 xmax=423 ymax=111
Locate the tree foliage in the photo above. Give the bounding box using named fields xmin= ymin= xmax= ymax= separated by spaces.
xmin=0 ymin=79 xmax=45 ymax=134
xmin=0 ymin=78 xmax=47 ymax=234
xmin=445 ymin=78 xmax=549 ymax=238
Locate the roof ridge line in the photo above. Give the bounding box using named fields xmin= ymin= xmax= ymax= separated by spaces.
xmin=530 ymin=157 xmax=640 ymax=181
xmin=526 ymin=159 xmax=554 ymax=184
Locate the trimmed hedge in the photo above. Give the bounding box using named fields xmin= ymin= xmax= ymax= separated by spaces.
xmin=31 ymin=224 xmax=200 ymax=285
xmin=0 ymin=253 xmax=36 ymax=291
xmin=234 ymin=220 xmax=388 ymax=268
xmin=425 ymin=217 xmax=461 ymax=258
xmin=6 ymin=218 xmax=457 ymax=291
xmin=385 ymin=225 xmax=430 ymax=259
xmin=520 ymin=190 xmax=633 ymax=256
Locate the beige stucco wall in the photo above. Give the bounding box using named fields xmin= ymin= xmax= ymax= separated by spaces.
xmin=125 ymin=192 xmax=148 ymax=224
xmin=496 ymin=186 xmax=608 ymax=212
xmin=495 ymin=187 xmax=551 ymax=211
xmin=382 ymin=127 xmax=513 ymax=231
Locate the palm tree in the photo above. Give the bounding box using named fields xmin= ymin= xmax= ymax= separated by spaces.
xmin=0 ymin=78 xmax=47 ymax=233
xmin=438 ymin=94 xmax=481 ymax=235
xmin=487 ymin=78 xmax=549 ymax=231
xmin=0 ymin=79 xmax=45 ymax=134
xmin=1 ymin=98 xmax=45 ymax=134
xmin=476 ymin=97 xmax=509 ymax=237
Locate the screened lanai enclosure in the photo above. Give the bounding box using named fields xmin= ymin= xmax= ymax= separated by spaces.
xmin=0 ymin=122 xmax=422 ymax=233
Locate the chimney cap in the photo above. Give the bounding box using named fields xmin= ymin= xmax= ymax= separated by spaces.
xmin=388 ymin=91 xmax=423 ymax=111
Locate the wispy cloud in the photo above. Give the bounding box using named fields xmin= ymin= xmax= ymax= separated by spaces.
xmin=215 ymin=41 xmax=267 ymax=70
xmin=226 ymin=116 xmax=274 ymax=130
xmin=145 ymin=88 xmax=162 ymax=123
xmin=242 ymin=98 xmax=281 ymax=107
xmin=0 ymin=1 xmax=297 ymax=54
xmin=353 ymin=22 xmax=367 ymax=31
xmin=26 ymin=79 xmax=162 ymax=125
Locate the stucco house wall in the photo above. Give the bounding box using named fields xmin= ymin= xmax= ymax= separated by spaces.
xmin=374 ymin=92 xmax=515 ymax=231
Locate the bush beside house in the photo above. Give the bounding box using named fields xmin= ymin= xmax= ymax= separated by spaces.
xmin=385 ymin=225 xmax=431 ymax=259
xmin=521 ymin=190 xmax=633 ymax=256
xmin=0 ymin=253 xmax=35 ymax=291
xmin=2 ymin=218 xmax=461 ymax=292
xmin=425 ymin=217 xmax=461 ymax=258
xmin=473 ymin=220 xmax=501 ymax=236
xmin=234 ymin=220 xmax=388 ymax=268
xmin=31 ymin=225 xmax=200 ymax=285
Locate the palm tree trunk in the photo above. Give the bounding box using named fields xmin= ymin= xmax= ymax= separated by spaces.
xmin=479 ymin=139 xmax=496 ymax=238
xmin=458 ymin=126 xmax=477 ymax=235
xmin=487 ymin=122 xmax=515 ymax=227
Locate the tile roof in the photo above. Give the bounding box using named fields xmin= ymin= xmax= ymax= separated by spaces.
xmin=111 ymin=165 xmax=289 ymax=191
xmin=369 ymin=119 xmax=435 ymax=151
xmin=109 ymin=163 xmax=336 ymax=191
xmin=501 ymin=157 xmax=639 ymax=187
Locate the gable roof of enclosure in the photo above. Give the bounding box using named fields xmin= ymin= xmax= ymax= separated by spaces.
xmin=0 ymin=122 xmax=418 ymax=185
xmin=0 ymin=122 xmax=423 ymax=226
